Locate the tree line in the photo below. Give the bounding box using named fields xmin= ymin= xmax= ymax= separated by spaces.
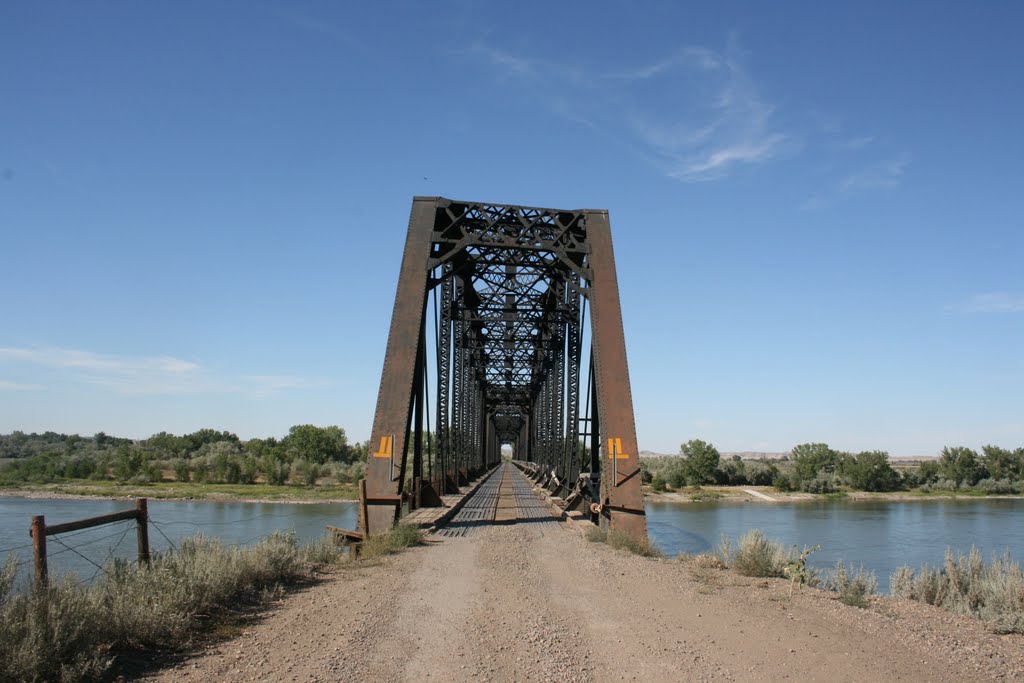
xmin=0 ymin=426 xmax=369 ymax=487
xmin=641 ymin=440 xmax=1024 ymax=494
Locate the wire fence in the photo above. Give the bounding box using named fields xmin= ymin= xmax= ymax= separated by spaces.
xmin=0 ymin=501 xmax=355 ymax=591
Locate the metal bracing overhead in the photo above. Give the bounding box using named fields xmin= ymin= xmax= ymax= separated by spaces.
xmin=362 ymin=197 xmax=646 ymax=540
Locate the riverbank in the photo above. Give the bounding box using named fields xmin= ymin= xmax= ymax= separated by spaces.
xmin=137 ymin=522 xmax=1024 ymax=682
xmin=4 ymin=479 xmax=1021 ymax=506
xmin=0 ymin=480 xmax=358 ymax=504
xmin=646 ymin=485 xmax=1024 ymax=504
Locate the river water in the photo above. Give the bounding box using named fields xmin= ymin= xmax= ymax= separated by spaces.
xmin=2 ymin=496 xmax=1020 ymax=593
xmin=647 ymin=498 xmax=1024 ymax=592
xmin=0 ymin=497 xmax=357 ymax=588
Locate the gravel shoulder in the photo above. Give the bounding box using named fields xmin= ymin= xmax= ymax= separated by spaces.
xmin=139 ymin=519 xmax=1024 ymax=682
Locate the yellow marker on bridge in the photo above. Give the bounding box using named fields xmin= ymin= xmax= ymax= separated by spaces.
xmin=372 ymin=435 xmax=394 ymax=459
xmin=607 ymin=437 xmax=629 ymax=459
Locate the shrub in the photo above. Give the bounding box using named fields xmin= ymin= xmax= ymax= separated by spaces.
xmin=783 ymin=544 xmax=821 ymax=595
xmin=649 ymin=474 xmax=666 ymax=492
xmin=826 ymin=562 xmax=877 ymax=607
xmin=584 ymin=526 xmax=661 ymax=557
xmin=801 ymin=473 xmax=839 ymax=494
xmin=290 ymin=458 xmax=318 ymax=486
xmin=0 ymin=558 xmax=110 ymax=682
xmin=719 ymin=530 xmax=792 ymax=578
xmin=172 ymin=458 xmax=190 ymax=483
xmin=260 ymin=452 xmax=289 ymax=486
xmin=746 ymin=462 xmax=778 ymax=486
xmin=0 ymin=533 xmax=342 ymax=682
xmin=585 ymin=526 xmax=607 ymax=544
xmin=976 ymin=478 xmax=1020 ymax=495
xmin=361 ymin=522 xmax=422 ymax=558
xmin=713 ymin=460 xmax=747 ymax=486
xmin=890 ymin=548 xmax=1024 ymax=634
xmin=772 ymin=472 xmax=794 ymax=491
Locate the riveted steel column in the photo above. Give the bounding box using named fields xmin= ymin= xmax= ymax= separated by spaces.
xmin=362 ymin=197 xmax=437 ymax=536
xmin=585 ymin=210 xmax=647 ymax=539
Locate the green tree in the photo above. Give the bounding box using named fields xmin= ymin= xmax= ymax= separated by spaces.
xmin=791 ymin=443 xmax=839 ymax=483
xmin=840 ymin=450 xmax=899 ymax=491
xmin=146 ymin=431 xmax=188 ymax=457
xmin=260 ymin=452 xmax=289 ymax=485
xmin=939 ymin=446 xmax=982 ymax=486
xmin=172 ymin=458 xmax=190 ymax=482
xmin=113 ymin=445 xmax=143 ymax=481
xmin=281 ymin=425 xmax=349 ymax=464
xmin=680 ymin=439 xmax=720 ymax=485
xmin=917 ymin=460 xmax=940 ymax=484
xmin=981 ymin=445 xmax=1021 ymax=480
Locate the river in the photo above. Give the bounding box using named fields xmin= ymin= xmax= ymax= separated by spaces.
xmin=0 ymin=497 xmax=357 ymax=588
xmin=2 ymin=496 xmax=1020 ymax=593
xmin=647 ymin=497 xmax=1024 ymax=592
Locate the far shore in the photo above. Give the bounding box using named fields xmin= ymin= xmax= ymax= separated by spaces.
xmin=3 ymin=480 xmax=1022 ymax=507
xmin=646 ymin=485 xmax=1024 ymax=504
xmin=0 ymin=481 xmax=358 ymax=505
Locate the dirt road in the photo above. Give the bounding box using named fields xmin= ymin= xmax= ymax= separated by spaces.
xmin=141 ymin=503 xmax=1023 ymax=683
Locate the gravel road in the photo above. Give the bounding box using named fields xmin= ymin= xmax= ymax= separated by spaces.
xmin=141 ymin=509 xmax=1023 ymax=681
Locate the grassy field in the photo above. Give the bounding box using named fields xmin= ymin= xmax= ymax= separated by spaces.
xmin=0 ymin=478 xmax=359 ymax=502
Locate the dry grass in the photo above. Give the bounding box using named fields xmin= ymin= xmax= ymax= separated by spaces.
xmin=718 ymin=530 xmax=790 ymax=578
xmin=826 ymin=562 xmax=878 ymax=608
xmin=585 ymin=526 xmax=662 ymax=557
xmin=890 ymin=547 xmax=1024 ymax=633
xmin=0 ymin=532 xmax=344 ymax=682
xmin=360 ymin=522 xmax=423 ymax=559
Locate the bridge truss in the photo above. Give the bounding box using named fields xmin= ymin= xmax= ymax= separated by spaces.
xmin=361 ymin=197 xmax=646 ymax=539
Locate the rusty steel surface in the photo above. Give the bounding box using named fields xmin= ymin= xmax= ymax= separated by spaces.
xmin=361 ymin=197 xmax=646 ymax=540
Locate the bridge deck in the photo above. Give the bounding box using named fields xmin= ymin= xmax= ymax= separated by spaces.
xmin=435 ymin=463 xmax=558 ymax=537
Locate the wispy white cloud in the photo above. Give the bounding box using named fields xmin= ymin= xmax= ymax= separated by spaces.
xmin=0 ymin=347 xmax=198 ymax=375
xmin=802 ymin=152 xmax=911 ymax=210
xmin=840 ymin=153 xmax=912 ymax=193
xmin=948 ymin=292 xmax=1024 ymax=314
xmin=0 ymin=346 xmax=326 ymax=397
xmin=843 ymin=135 xmax=875 ymax=150
xmin=0 ymin=380 xmax=42 ymax=391
xmin=466 ymin=39 xmax=791 ymax=182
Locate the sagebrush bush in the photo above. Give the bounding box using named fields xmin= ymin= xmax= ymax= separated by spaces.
xmin=890 ymin=547 xmax=1024 ymax=633
xmin=801 ymin=474 xmax=839 ymax=494
xmin=0 ymin=557 xmax=110 ymax=682
xmin=719 ymin=530 xmax=794 ymax=577
xmin=826 ymin=562 xmax=877 ymax=608
xmin=0 ymin=532 xmax=343 ymax=682
xmin=976 ymin=478 xmax=1020 ymax=495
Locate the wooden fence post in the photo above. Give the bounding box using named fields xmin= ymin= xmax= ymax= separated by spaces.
xmin=31 ymin=515 xmax=47 ymax=589
xmin=136 ymin=498 xmax=150 ymax=564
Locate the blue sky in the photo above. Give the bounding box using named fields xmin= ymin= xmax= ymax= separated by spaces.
xmin=1 ymin=2 xmax=1022 ymax=456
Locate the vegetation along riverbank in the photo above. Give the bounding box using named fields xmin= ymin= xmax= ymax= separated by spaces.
xmin=0 ymin=524 xmax=423 ymax=683
xmin=0 ymin=427 xmax=366 ymax=503
xmin=641 ymin=439 xmax=1024 ymax=501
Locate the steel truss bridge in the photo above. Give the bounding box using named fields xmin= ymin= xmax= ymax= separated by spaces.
xmin=360 ymin=197 xmax=646 ymax=540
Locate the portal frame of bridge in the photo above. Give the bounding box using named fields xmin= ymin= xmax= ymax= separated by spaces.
xmin=360 ymin=196 xmax=646 ymax=540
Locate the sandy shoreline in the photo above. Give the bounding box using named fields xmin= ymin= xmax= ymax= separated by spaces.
xmin=0 ymin=489 xmax=357 ymax=505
